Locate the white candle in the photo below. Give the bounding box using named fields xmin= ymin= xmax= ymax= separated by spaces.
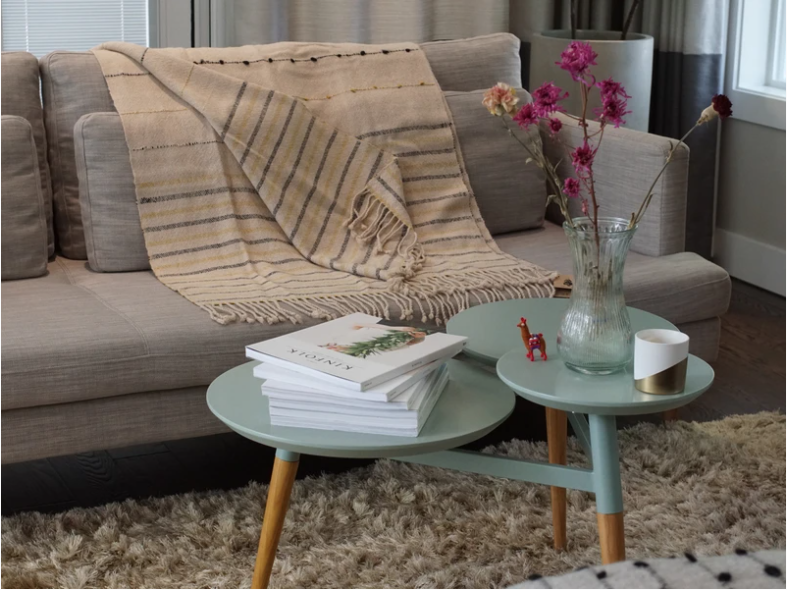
xmin=634 ymin=329 xmax=689 ymax=394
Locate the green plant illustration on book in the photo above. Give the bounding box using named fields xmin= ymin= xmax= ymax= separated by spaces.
xmin=321 ymin=325 xmax=432 ymax=359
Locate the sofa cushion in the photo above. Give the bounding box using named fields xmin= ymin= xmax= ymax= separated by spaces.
xmin=446 ymin=88 xmax=545 ymax=234
xmin=39 ymin=34 xmax=520 ymax=261
xmin=421 ymin=33 xmax=522 ymax=91
xmin=1 ymin=51 xmax=54 ymax=257
xmin=0 ymin=258 xmax=329 ymax=411
xmin=74 ymin=112 xmax=147 ymax=272
xmin=1 ymin=116 xmax=49 ymax=280
xmin=40 ymin=51 xmax=114 ymax=260
xmin=495 ymin=222 xmax=731 ymax=325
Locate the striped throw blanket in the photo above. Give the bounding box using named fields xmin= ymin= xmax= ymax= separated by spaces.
xmin=93 ymin=42 xmax=555 ymax=325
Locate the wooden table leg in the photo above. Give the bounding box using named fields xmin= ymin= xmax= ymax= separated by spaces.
xmin=252 ymin=450 xmax=300 ymax=589
xmin=662 ymin=408 xmax=679 ymax=422
xmin=597 ymin=512 xmax=626 ymax=564
xmin=588 ymin=414 xmax=626 ymax=564
xmin=545 ymin=407 xmax=567 ymax=551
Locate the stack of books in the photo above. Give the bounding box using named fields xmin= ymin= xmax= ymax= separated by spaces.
xmin=246 ymin=313 xmax=467 ymax=437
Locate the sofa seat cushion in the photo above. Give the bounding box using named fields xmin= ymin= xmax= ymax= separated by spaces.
xmin=2 ymin=225 xmax=729 ymax=411
xmin=1 ymin=258 xmax=329 ymax=411
xmin=495 ymin=222 xmax=731 ymax=325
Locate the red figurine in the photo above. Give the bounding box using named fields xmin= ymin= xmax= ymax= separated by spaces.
xmin=517 ymin=317 xmax=547 ymax=361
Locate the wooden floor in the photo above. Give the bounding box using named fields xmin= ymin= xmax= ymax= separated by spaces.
xmin=3 ymin=280 xmax=784 ymax=516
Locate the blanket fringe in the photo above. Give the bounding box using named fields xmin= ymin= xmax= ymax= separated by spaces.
xmin=346 ymin=190 xmax=425 ymax=279
xmin=202 ymin=266 xmax=557 ymax=326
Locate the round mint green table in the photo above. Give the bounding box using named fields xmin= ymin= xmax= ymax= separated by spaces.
xmin=448 ymin=298 xmax=715 ymax=564
xmin=207 ymin=358 xmax=515 ymax=588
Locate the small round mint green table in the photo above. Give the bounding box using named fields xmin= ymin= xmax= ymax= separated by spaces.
xmin=208 ymin=359 xmax=515 ymax=588
xmin=447 ymin=298 xmax=715 ymax=564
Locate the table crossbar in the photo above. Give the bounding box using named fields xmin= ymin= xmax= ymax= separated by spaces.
xmin=395 ymin=449 xmax=596 ymax=493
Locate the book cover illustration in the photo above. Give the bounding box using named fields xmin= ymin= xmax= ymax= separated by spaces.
xmin=321 ymin=322 xmax=433 ymax=359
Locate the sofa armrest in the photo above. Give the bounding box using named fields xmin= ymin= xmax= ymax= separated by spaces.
xmin=542 ymin=113 xmax=689 ymax=257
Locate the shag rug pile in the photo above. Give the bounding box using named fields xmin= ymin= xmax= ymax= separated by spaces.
xmin=2 ymin=413 xmax=784 ymax=588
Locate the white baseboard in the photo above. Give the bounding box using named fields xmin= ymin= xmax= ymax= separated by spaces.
xmin=714 ymin=229 xmax=786 ymax=296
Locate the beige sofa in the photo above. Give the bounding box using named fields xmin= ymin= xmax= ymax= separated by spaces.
xmin=0 ymin=34 xmax=730 ymax=464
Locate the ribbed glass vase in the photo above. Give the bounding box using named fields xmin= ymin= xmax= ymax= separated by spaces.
xmin=557 ymin=217 xmax=636 ymax=375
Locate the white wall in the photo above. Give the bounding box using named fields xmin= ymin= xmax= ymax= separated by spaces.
xmin=714 ymin=118 xmax=786 ymax=295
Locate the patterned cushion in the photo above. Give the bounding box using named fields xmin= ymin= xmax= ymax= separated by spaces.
xmin=513 ymin=549 xmax=786 ymax=589
xmin=1 ymin=116 xmax=48 ymax=280
xmin=1 ymin=51 xmax=54 ymax=256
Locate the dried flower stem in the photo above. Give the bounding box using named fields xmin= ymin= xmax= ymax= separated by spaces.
xmin=629 ymin=123 xmax=698 ymax=227
xmin=580 ymin=82 xmax=601 ymax=233
xmin=621 ymin=0 xmax=641 ymax=41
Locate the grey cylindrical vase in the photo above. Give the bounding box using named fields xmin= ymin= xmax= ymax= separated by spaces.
xmin=529 ymin=30 xmax=654 ymax=132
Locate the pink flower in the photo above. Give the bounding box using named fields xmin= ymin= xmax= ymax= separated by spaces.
xmin=556 ymin=41 xmax=598 ymax=84
xmin=596 ymin=77 xmax=630 ymax=100
xmin=482 ymin=82 xmax=520 ymax=116
xmin=570 ymin=140 xmax=595 ymax=176
xmin=563 ymin=177 xmax=580 ymax=198
xmin=698 ymin=94 xmax=733 ymax=124
xmin=548 ymin=117 xmax=563 ymax=135
xmin=513 ymin=103 xmax=538 ymax=129
xmin=594 ymin=96 xmax=631 ymax=128
xmin=580 ymin=198 xmax=590 ymax=216
xmin=531 ymin=82 xmax=568 ymax=117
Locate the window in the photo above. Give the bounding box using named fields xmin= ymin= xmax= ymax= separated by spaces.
xmin=767 ymin=0 xmax=786 ymax=89
xmin=1 ymin=0 xmax=149 ymax=58
xmin=726 ymin=0 xmax=787 ymax=129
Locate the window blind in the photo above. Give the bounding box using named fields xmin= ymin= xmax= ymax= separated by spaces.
xmin=1 ymin=0 xmax=148 ymax=58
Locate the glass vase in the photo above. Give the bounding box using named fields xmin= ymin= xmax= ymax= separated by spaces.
xmin=557 ymin=217 xmax=636 ymax=375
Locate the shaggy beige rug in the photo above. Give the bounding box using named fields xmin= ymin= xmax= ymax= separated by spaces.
xmin=2 ymin=413 xmax=784 ymax=589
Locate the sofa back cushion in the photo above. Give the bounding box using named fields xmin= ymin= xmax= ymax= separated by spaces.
xmin=40 ymin=51 xmax=114 ymax=260
xmin=1 ymin=51 xmax=54 ymax=257
xmin=74 ymin=112 xmax=147 ymax=272
xmin=446 ymin=89 xmax=545 ymax=235
xmin=421 ymin=33 xmax=522 ymax=90
xmin=44 ymin=33 xmax=525 ymax=264
xmin=1 ymin=116 xmax=49 ymax=280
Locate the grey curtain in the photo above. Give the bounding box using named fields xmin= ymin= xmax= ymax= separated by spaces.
xmin=215 ymin=0 xmax=726 ymax=258
xmin=218 ymin=0 xmax=509 ymax=45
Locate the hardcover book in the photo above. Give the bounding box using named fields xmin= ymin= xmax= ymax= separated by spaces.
xmin=268 ymin=366 xmax=449 ymax=437
xmin=246 ymin=313 xmax=466 ymax=391
xmin=262 ymin=364 xmax=446 ymax=413
xmin=253 ymin=359 xmax=442 ymax=403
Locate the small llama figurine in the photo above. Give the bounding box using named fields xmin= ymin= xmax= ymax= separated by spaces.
xmin=517 ymin=317 xmax=547 ymax=362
